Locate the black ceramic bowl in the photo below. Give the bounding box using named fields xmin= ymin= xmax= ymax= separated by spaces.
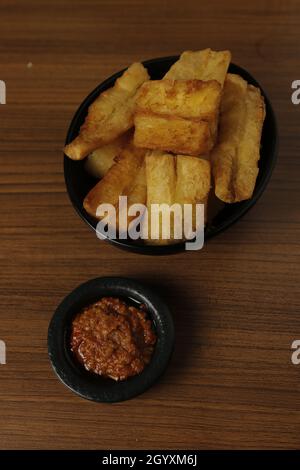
xmin=64 ymin=56 xmax=278 ymax=254
xmin=48 ymin=277 xmax=174 ymax=403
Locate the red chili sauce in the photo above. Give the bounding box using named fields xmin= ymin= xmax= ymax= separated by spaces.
xmin=70 ymin=297 xmax=157 ymax=381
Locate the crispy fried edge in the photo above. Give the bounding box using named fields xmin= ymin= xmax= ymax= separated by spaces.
xmin=64 ymin=62 xmax=149 ymax=160
xmin=84 ymin=130 xmax=133 ymax=179
xmin=174 ymin=155 xmax=211 ymax=238
xmin=142 ymin=151 xmax=177 ymax=244
xmin=135 ymin=79 xmax=221 ymax=121
xmin=143 ymin=152 xmax=211 ymax=245
xmin=212 ymin=74 xmax=266 ymax=203
xmin=164 ymin=48 xmax=231 ymax=87
xmin=134 ymin=112 xmax=213 ymax=156
xmin=83 ymin=142 xmax=145 ymax=219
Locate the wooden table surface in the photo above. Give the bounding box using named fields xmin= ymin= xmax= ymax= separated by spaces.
xmin=0 ymin=0 xmax=299 ymax=450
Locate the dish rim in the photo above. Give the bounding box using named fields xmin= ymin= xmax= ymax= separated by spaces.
xmin=47 ymin=276 xmax=175 ymax=403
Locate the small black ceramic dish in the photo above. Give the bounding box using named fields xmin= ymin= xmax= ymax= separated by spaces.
xmin=64 ymin=56 xmax=278 ymax=255
xmin=48 ymin=277 xmax=174 ymax=403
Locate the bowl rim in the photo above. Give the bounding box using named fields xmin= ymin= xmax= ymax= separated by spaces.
xmin=47 ymin=276 xmax=175 ymax=403
xmin=64 ymin=55 xmax=278 ymax=255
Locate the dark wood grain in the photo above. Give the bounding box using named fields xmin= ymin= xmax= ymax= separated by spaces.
xmin=0 ymin=0 xmax=300 ymax=450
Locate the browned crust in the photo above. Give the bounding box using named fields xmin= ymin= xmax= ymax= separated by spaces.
xmin=64 ymin=63 xmax=149 ymax=160
xmin=211 ymin=74 xmax=266 ymax=203
xmin=83 ymin=142 xmax=146 ymax=218
xmin=134 ymin=112 xmax=214 ymax=156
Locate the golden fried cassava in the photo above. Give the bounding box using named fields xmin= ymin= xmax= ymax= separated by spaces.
xmin=211 ymin=73 xmax=265 ymax=203
xmin=64 ymin=63 xmax=149 ymax=160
